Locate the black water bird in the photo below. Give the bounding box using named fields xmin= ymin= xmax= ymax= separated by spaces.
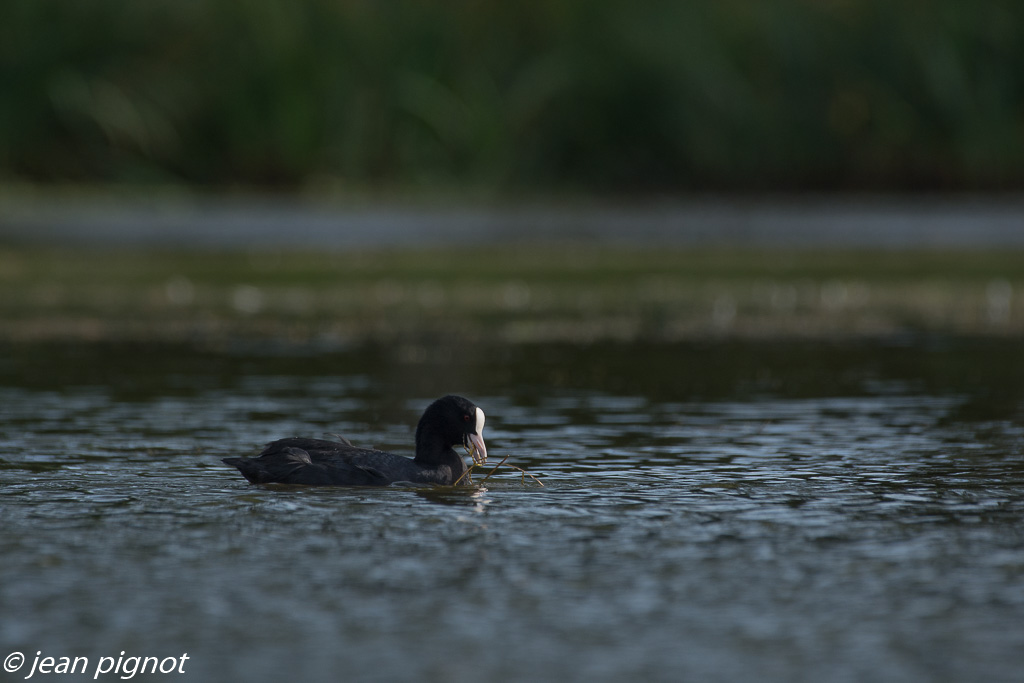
xmin=223 ymin=395 xmax=487 ymax=486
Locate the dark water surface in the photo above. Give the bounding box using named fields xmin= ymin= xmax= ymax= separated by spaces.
xmin=2 ymin=339 xmax=1023 ymax=682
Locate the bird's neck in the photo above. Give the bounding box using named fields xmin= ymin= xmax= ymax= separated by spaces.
xmin=414 ymin=436 xmax=467 ymax=484
xmin=415 ymin=432 xmax=460 ymax=465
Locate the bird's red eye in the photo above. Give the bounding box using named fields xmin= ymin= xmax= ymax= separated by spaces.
xmin=463 ymin=414 xmax=471 ymax=422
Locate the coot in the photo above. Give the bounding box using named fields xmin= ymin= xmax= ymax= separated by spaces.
xmin=223 ymin=395 xmax=487 ymax=486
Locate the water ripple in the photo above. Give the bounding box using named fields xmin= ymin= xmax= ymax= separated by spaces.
xmin=1 ymin=347 xmax=1023 ymax=683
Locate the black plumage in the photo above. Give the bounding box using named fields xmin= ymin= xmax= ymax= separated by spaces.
xmin=223 ymin=395 xmax=487 ymax=486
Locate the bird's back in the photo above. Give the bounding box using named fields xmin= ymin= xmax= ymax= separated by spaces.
xmin=223 ymin=437 xmax=423 ymax=486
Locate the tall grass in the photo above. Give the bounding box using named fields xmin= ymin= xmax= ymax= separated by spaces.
xmin=1 ymin=0 xmax=1022 ymax=192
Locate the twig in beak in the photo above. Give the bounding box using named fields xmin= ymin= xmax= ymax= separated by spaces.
xmin=479 ymin=455 xmax=544 ymax=487
xmin=506 ymin=463 xmax=544 ymax=486
xmin=452 ymin=463 xmax=475 ymax=486
xmin=467 ymin=432 xmax=487 ymax=465
xmin=452 ymin=452 xmax=543 ymax=487
xmin=478 ymin=454 xmax=511 ymax=483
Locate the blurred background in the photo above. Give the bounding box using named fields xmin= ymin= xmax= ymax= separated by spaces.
xmin=1 ymin=0 xmax=1022 ymax=194
xmin=1 ymin=0 xmax=1023 ymax=340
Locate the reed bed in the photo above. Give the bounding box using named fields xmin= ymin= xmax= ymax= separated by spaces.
xmin=3 ymin=0 xmax=1023 ymax=192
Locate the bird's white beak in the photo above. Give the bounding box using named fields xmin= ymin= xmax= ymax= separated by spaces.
xmin=468 ymin=407 xmax=487 ymax=465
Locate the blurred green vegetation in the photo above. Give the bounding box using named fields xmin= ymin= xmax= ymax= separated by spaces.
xmin=1 ymin=246 xmax=1022 ymax=343
xmin=1 ymin=0 xmax=1022 ymax=192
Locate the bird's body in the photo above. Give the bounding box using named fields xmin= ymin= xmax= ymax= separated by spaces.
xmin=224 ymin=437 xmax=468 ymax=486
xmin=223 ymin=395 xmax=487 ymax=487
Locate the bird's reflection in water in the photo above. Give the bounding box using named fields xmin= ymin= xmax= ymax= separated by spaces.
xmin=415 ymin=485 xmax=491 ymax=512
